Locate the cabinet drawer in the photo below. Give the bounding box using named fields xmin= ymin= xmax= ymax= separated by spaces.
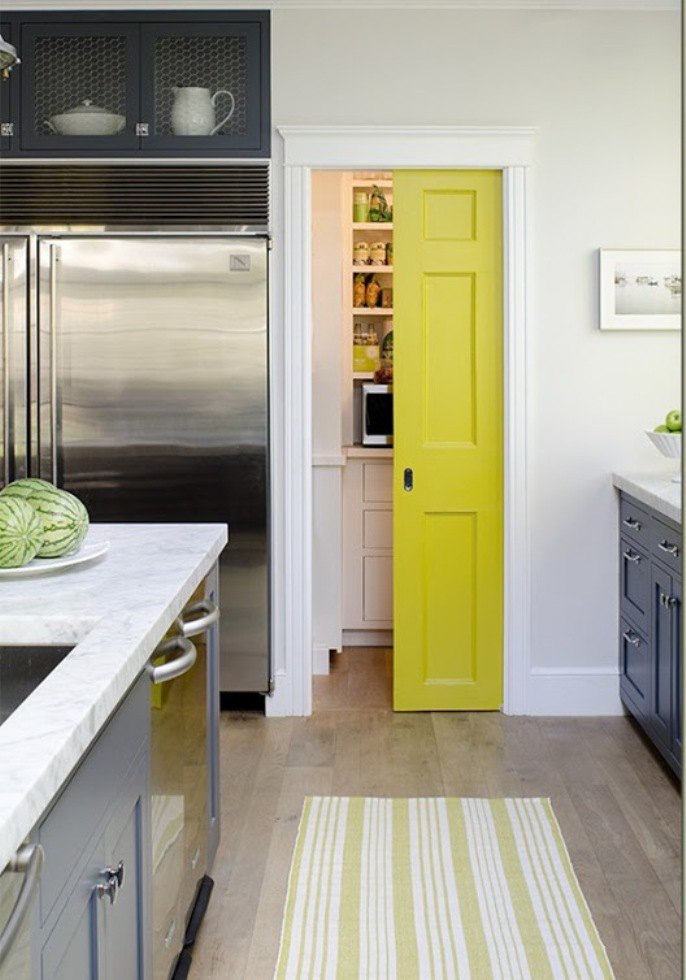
xmin=619 ymin=496 xmax=650 ymax=547
xmin=619 ymin=619 xmax=649 ymax=716
xmin=39 ymin=672 xmax=149 ymax=925
xmin=363 ymin=510 xmax=392 ymax=550
xmin=619 ymin=538 xmax=650 ymax=633
xmin=650 ymin=517 xmax=681 ymax=575
xmin=363 ymin=463 xmax=393 ymax=503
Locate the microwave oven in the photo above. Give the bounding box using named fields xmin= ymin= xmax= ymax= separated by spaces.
xmin=362 ymin=384 xmax=393 ymax=446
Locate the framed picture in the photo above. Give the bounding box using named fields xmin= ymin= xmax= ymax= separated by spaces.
xmin=599 ymin=249 xmax=681 ymax=331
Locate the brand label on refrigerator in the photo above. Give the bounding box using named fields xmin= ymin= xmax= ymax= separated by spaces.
xmin=230 ymin=254 xmax=251 ymax=272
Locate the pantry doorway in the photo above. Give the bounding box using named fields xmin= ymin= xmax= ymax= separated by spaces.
xmin=269 ymin=126 xmax=535 ymax=718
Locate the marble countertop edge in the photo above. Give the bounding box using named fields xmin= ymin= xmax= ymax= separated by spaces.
xmin=0 ymin=522 xmax=227 ymax=872
xmin=612 ymin=470 xmax=681 ymax=525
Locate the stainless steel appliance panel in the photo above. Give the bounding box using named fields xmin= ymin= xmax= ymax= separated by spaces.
xmin=0 ymin=237 xmax=29 ymax=487
xmin=36 ymin=235 xmax=268 ymax=692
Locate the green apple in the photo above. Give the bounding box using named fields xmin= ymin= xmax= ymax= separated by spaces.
xmin=665 ymin=409 xmax=682 ymax=432
xmin=654 ymin=424 xmax=670 ymax=432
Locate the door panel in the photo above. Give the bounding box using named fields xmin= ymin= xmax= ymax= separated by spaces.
xmin=0 ymin=236 xmax=29 ymax=487
xmin=393 ymin=170 xmax=503 ymax=710
xmin=651 ymin=564 xmax=673 ymax=747
xmin=36 ymin=236 xmax=269 ymax=692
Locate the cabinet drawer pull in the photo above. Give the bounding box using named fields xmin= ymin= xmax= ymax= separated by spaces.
xmin=95 ymin=874 xmax=118 ymax=905
xmin=622 ymin=550 xmax=641 ymax=563
xmin=658 ymin=540 xmax=679 ymax=557
xmin=103 ymin=860 xmax=124 ymax=890
xmin=0 ymin=844 xmax=44 ymax=966
xmin=622 ymin=517 xmax=642 ymax=531
xmin=622 ymin=630 xmax=641 ymax=647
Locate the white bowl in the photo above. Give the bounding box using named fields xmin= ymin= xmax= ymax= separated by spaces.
xmin=47 ymin=112 xmax=125 ymax=136
xmin=645 ymin=429 xmax=681 ymax=459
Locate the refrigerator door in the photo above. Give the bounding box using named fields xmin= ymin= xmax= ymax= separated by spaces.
xmin=36 ymin=235 xmax=269 ymax=692
xmin=0 ymin=236 xmax=29 ymax=488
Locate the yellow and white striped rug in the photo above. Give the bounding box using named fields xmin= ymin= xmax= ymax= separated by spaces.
xmin=275 ymin=797 xmax=614 ymax=979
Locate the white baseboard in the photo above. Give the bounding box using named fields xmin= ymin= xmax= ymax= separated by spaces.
xmin=343 ymin=629 xmax=394 ymax=648
xmin=525 ymin=667 xmax=623 ymax=716
xmin=313 ymin=645 xmax=331 ymax=676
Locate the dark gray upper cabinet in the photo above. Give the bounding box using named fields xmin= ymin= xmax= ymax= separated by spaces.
xmin=0 ymin=11 xmax=270 ymax=158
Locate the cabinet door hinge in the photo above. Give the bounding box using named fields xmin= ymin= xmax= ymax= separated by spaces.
xmin=1 ymin=122 xmax=14 ymax=137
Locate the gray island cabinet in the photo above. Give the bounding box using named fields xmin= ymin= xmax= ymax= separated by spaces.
xmin=0 ymin=524 xmax=226 ymax=980
xmin=615 ymin=476 xmax=682 ymax=777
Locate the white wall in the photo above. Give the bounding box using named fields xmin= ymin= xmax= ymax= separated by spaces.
xmin=270 ymin=8 xmax=680 ymax=708
xmin=311 ymin=172 xmax=345 ymax=669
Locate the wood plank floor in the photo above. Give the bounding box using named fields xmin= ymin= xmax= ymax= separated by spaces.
xmin=191 ymin=648 xmax=682 ymax=979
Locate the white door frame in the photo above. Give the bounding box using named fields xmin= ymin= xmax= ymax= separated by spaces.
xmin=268 ymin=125 xmax=536 ymax=717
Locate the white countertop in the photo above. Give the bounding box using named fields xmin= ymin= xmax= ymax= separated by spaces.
xmin=612 ymin=471 xmax=681 ymax=525
xmin=0 ymin=523 xmax=227 ymax=872
xmin=345 ymin=445 xmax=393 ymax=459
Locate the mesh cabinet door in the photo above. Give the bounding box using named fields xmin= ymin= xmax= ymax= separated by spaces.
xmin=19 ymin=22 xmax=140 ymax=153
xmin=139 ymin=21 xmax=268 ymax=155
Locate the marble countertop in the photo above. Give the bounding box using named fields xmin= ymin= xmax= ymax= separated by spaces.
xmin=0 ymin=523 xmax=227 ymax=872
xmin=612 ymin=471 xmax=681 ymax=525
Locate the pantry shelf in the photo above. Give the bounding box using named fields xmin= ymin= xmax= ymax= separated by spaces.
xmin=353 ymin=308 xmax=393 ymax=316
xmin=353 ymin=372 xmax=375 ymax=380
xmin=352 ymin=180 xmax=393 ymax=189
xmin=352 ymin=223 xmax=394 ymax=231
xmin=352 ymin=266 xmax=393 ymax=273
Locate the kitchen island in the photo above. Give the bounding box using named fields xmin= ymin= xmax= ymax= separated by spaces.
xmin=613 ymin=472 xmax=681 ymax=776
xmin=0 ymin=522 xmax=227 ymax=978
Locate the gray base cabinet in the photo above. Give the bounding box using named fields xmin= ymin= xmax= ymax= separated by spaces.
xmin=0 ymin=564 xmax=221 ymax=979
xmin=618 ymin=492 xmax=682 ymax=776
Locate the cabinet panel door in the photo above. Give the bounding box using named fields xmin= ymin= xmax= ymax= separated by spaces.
xmin=139 ymin=20 xmax=268 ymax=155
xmin=619 ymin=538 xmax=650 ymax=633
xmin=619 ymin=618 xmax=650 ymax=716
xmin=41 ymin=848 xmax=103 ymax=980
xmin=19 ymin=22 xmax=140 ymax=153
xmin=102 ymin=755 xmax=149 ymax=980
xmin=650 ymin=564 xmax=673 ymax=748
xmin=363 ymin=556 xmax=393 ymax=622
xmin=671 ymin=576 xmax=682 ymax=763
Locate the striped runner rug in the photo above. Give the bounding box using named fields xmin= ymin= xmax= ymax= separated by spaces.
xmin=275 ymin=797 xmax=614 ymax=979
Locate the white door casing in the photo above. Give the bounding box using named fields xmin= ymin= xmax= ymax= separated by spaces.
xmin=268 ymin=125 xmax=536 ymax=717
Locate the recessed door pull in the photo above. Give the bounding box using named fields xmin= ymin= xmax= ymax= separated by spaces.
xmin=403 ymin=468 xmax=413 ymax=492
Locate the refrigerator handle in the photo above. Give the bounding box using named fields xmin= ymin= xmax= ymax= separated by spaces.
xmin=1 ymin=243 xmax=9 ymax=487
xmin=48 ymin=245 xmax=58 ymax=485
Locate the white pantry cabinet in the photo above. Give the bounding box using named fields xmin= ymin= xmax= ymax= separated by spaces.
xmin=342 ymin=455 xmax=393 ymax=633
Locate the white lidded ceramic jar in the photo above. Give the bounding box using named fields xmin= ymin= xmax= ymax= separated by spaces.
xmin=46 ymin=99 xmax=125 ymax=136
xmin=170 ymin=87 xmax=235 ymax=136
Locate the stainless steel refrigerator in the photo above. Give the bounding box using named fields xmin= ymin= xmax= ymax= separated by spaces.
xmin=0 ymin=232 xmax=269 ymax=694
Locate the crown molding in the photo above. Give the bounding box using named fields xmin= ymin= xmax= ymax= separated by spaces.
xmin=2 ymin=0 xmax=679 ymax=11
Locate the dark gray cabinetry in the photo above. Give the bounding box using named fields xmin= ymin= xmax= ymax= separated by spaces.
xmin=618 ymin=492 xmax=681 ymax=775
xmin=39 ymin=673 xmax=151 ymax=980
xmin=0 ymin=11 xmax=270 ymax=158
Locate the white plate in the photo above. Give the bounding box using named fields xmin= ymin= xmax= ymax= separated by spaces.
xmin=0 ymin=540 xmax=110 ymax=578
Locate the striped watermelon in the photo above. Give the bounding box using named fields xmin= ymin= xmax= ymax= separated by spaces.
xmin=0 ymin=481 xmax=89 ymax=558
xmin=0 ymin=496 xmax=44 ymax=567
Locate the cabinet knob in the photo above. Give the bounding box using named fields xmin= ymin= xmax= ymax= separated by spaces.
xmin=660 ymin=592 xmax=678 ymax=610
xmin=136 ymin=122 xmax=149 ymax=137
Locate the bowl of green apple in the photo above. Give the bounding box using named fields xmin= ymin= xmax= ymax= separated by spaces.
xmin=646 ymin=410 xmax=681 ymax=477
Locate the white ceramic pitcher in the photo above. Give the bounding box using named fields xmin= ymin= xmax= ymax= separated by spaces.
xmin=170 ymin=87 xmax=235 ymax=136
